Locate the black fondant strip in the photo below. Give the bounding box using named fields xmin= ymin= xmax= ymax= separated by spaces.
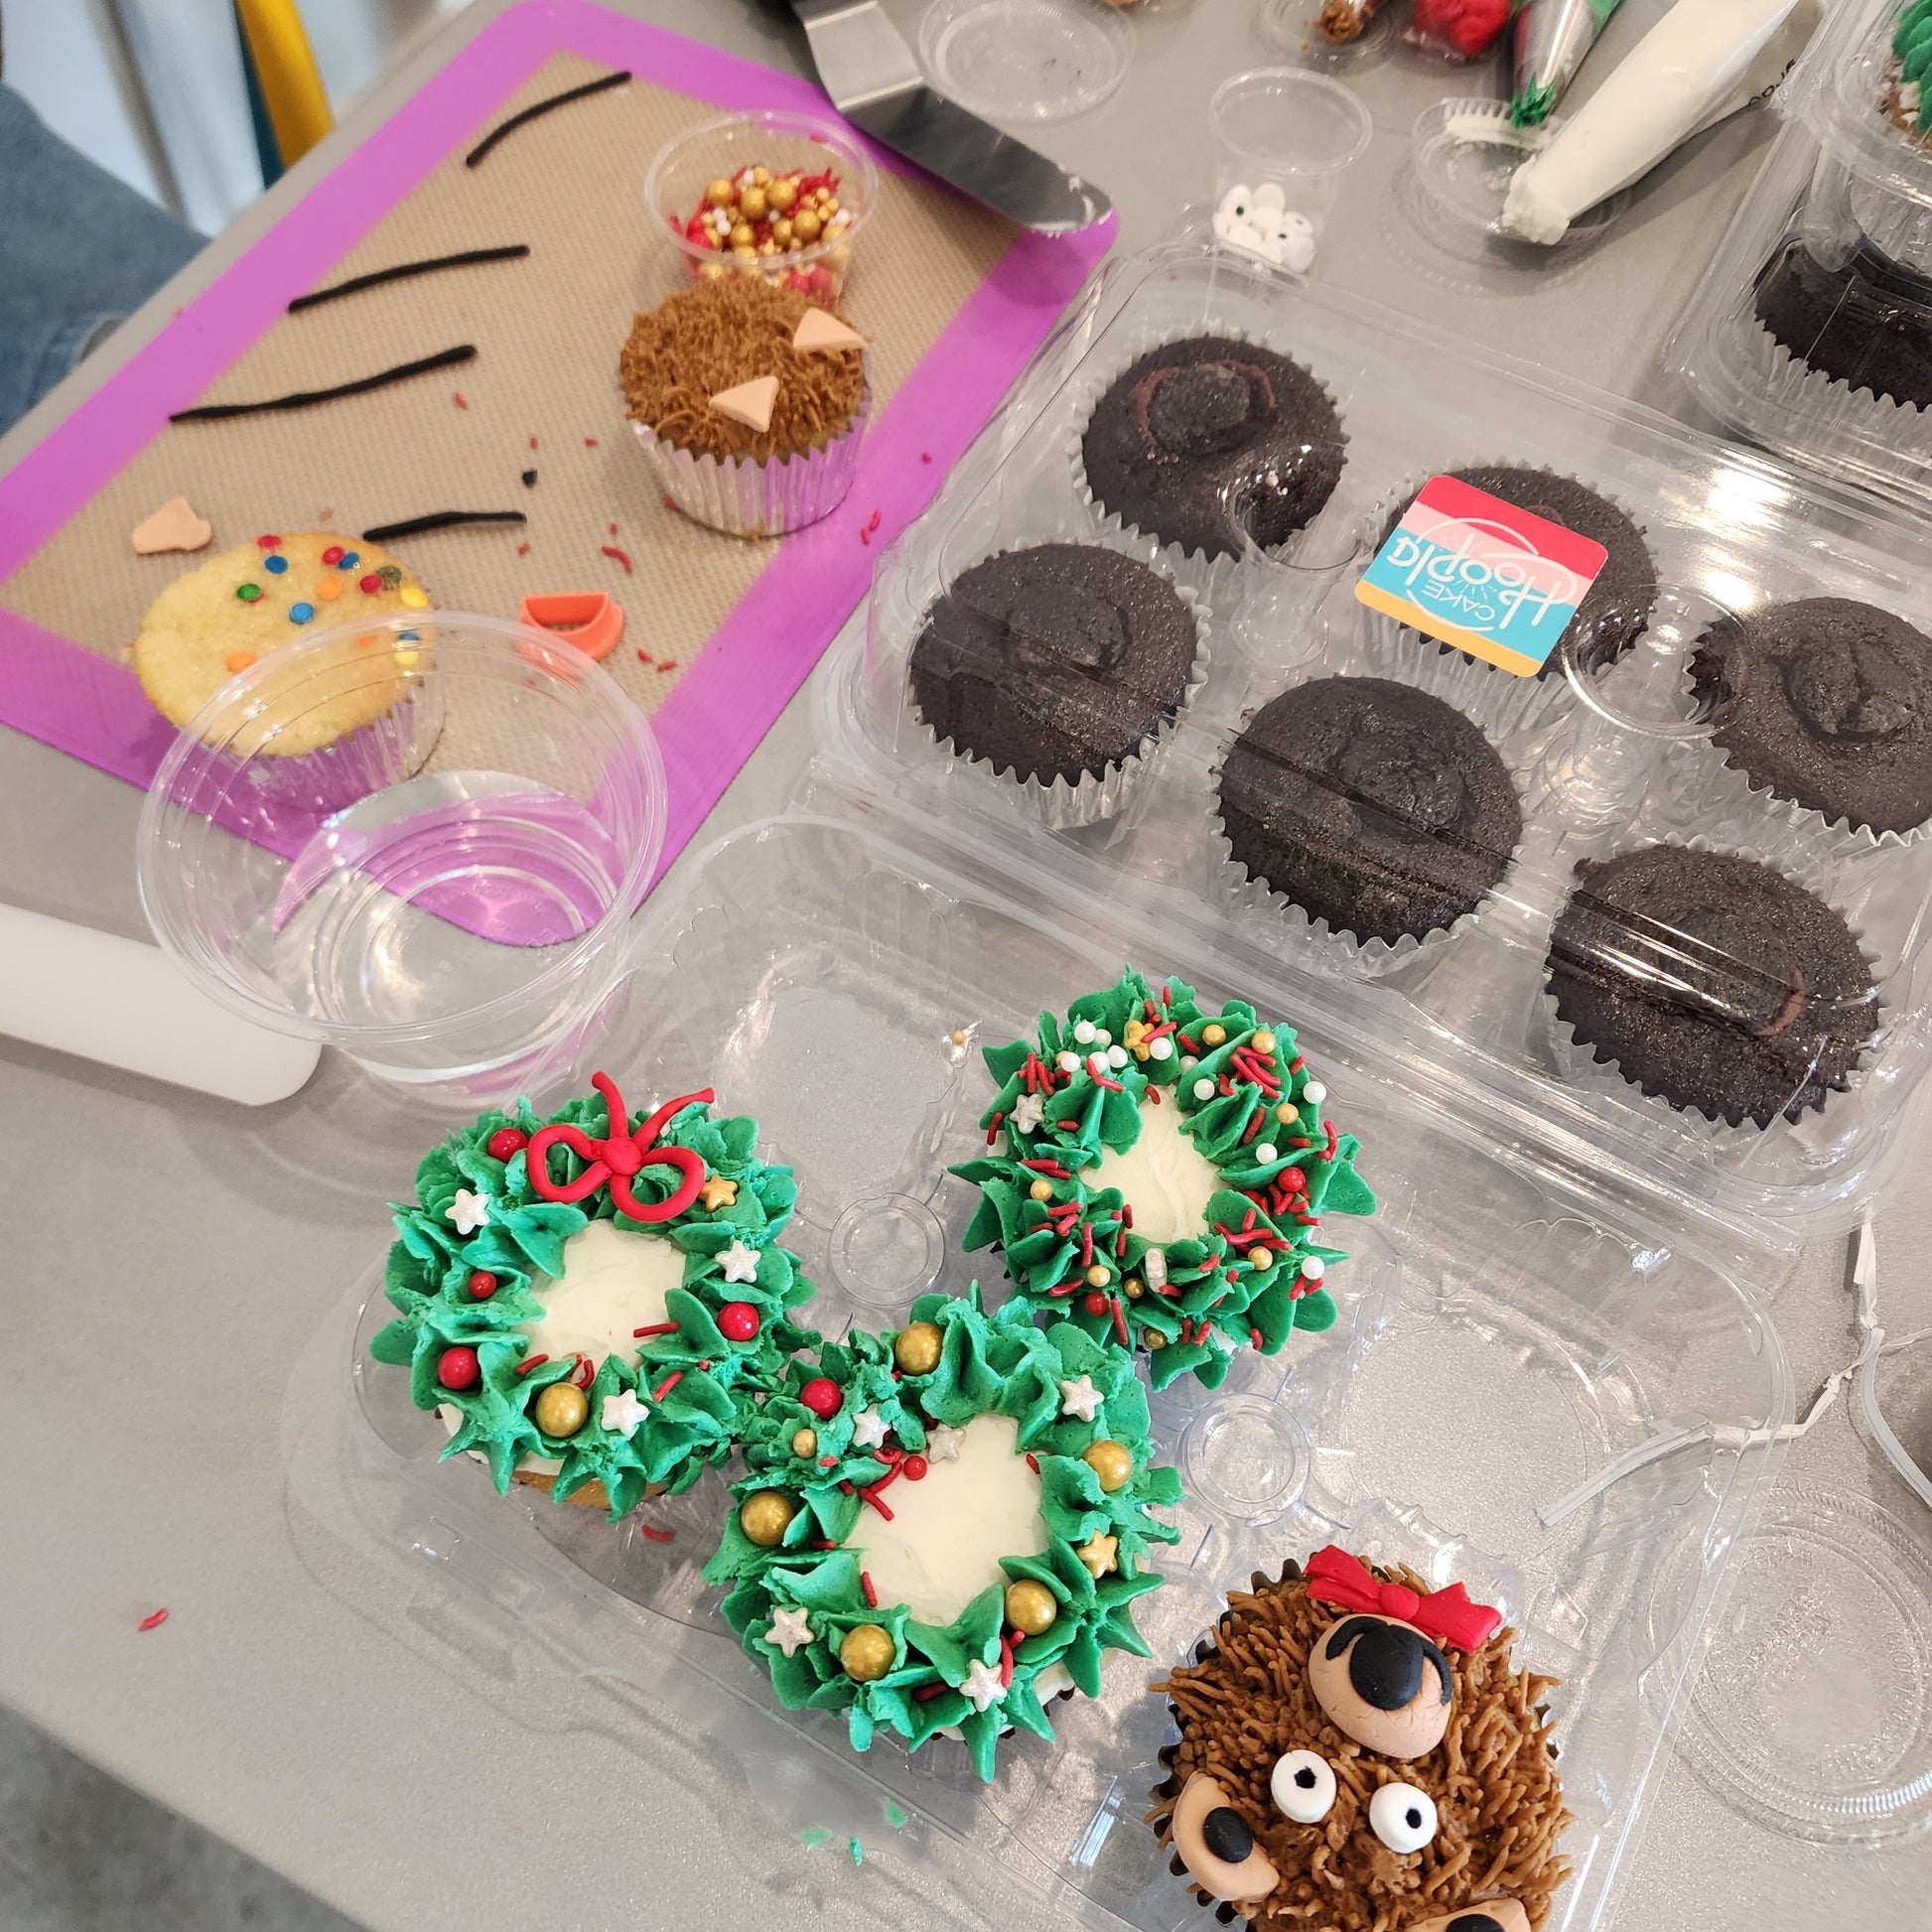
xmin=287 ymin=247 xmax=530 ymax=313
xmin=464 ymin=69 xmax=631 ymax=168
xmin=169 ymin=345 xmax=477 ymax=422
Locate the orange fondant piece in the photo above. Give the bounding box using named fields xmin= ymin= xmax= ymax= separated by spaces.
xmin=131 ymin=496 xmax=213 ymax=554
xmin=792 ymin=308 xmax=866 ymax=354
xmin=709 ymin=374 xmax=778 ymax=432
xmin=518 ymin=591 xmax=624 ymax=661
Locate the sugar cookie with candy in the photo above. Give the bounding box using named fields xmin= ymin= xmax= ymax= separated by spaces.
xmin=1152 ymin=1549 xmax=1571 ymax=1930
xmin=132 ymin=531 xmax=429 ymax=751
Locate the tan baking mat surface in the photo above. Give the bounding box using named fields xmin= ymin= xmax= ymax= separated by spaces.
xmin=0 ymin=50 xmax=1010 ymax=714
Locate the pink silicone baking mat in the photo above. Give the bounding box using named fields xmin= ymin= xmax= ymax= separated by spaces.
xmin=0 ymin=0 xmax=1113 ymax=878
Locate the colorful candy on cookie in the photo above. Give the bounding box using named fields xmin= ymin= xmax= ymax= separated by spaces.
xmin=680 ymin=161 xmax=854 ymax=297
xmin=369 ymin=1071 xmax=818 ymax=1520
xmin=704 ymin=1288 xmax=1180 ymax=1779
xmin=951 ymin=968 xmax=1375 ymax=1392
xmin=1153 ymin=1549 xmax=1571 ymax=1930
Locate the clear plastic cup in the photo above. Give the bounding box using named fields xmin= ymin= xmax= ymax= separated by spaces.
xmin=136 ymin=613 xmax=665 ymax=1105
xmin=643 ymin=110 xmax=877 ymax=307
xmin=918 ymin=0 xmax=1132 ymax=126
xmin=1207 ymin=69 xmax=1373 ymax=269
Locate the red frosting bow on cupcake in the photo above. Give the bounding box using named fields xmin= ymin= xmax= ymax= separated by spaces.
xmin=1305 ymin=1545 xmax=1501 ymax=1651
xmin=525 ymin=1071 xmax=712 ymax=1222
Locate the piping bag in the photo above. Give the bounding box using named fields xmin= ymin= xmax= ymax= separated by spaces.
xmin=1501 ymin=0 xmax=1815 ymax=243
xmin=1512 ymin=0 xmax=1624 ymax=126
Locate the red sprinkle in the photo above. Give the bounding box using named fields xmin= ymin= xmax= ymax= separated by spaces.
xmin=861 ymin=1571 xmax=879 ymax=1607
xmin=631 ymin=1320 xmax=680 ymax=1338
xmin=657 ymin=658 xmax=677 ymax=672
xmin=1025 ymin=1452 xmax=1040 ymax=1473
xmin=867 ymin=509 xmax=882 ymax=533
xmin=1109 ymin=1295 xmax=1130 ymax=1347
xmin=638 ymin=1524 xmax=674 ymax=1543
xmin=601 ymin=544 xmax=633 ymax=573
xmin=453 ymin=391 xmax=469 ymax=409
xmin=858 ymin=1485 xmax=895 ymax=1521
xmin=571 ymin=1353 xmax=596 ymax=1389
xmin=999 ymin=1630 xmax=1015 ymax=1689
xmin=860 ymin=527 xmax=871 ymax=546
xmin=515 ymin=1353 xmax=550 ymax=1377
xmin=516 ymin=541 xmax=530 ymax=555
xmin=986 ymin=1109 xmax=1005 ymax=1146
xmin=608 ymin=521 xmax=619 ymax=535
xmin=651 ymin=1370 xmax=683 ymax=1402
xmin=636 ymin=647 xmax=649 ymax=661
xmin=1249 ymin=1326 xmax=1265 ymax=1350
xmin=914 ymin=1681 xmax=948 ymax=1702
xmin=137 ymin=1608 xmax=170 ymax=1632
xmin=585 ymin=436 xmax=599 ymax=446
xmin=529 ymin=435 xmax=539 ymax=449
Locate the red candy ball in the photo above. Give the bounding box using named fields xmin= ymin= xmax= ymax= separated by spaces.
xmin=468 ymin=1270 xmax=497 ymax=1301
xmin=321 ymin=544 xmax=345 ymax=565
xmin=358 ymin=574 xmax=382 ymax=594
xmin=717 ymin=1301 xmax=759 ymax=1341
xmin=798 ymin=1377 xmax=842 ymax=1419
xmin=1082 ymin=1290 xmax=1108 ymax=1316
xmin=901 ymin=1454 xmax=929 ymax=1481
xmin=485 ymin=1127 xmax=528 ymax=1162
xmin=437 ymin=1345 xmax=482 ymax=1390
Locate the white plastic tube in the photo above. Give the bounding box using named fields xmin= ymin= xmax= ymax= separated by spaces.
xmin=0 ymin=901 xmax=319 ymax=1105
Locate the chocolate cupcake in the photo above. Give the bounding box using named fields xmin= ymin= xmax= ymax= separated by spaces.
xmin=1216 ymin=676 xmax=1521 ymax=948
xmin=1547 ymin=844 xmax=1876 ymax=1129
xmin=1752 ymin=236 xmax=1932 ymax=412
xmin=1374 ymin=467 xmax=1658 ymax=676
xmin=1691 ymin=597 xmax=1932 ymax=838
xmin=907 ymin=542 xmax=1206 ymax=822
xmin=1078 ymin=335 xmax=1345 ymax=565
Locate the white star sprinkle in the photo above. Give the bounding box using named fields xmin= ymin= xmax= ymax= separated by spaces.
xmin=1058 ymin=1374 xmax=1103 ymax=1423
xmin=446 ymin=1188 xmax=489 ymax=1235
xmin=601 ymin=1388 xmax=648 ymax=1439
xmin=1009 ymin=1091 xmax=1044 ymax=1135
xmin=850 ymin=1407 xmax=890 ymax=1449
xmin=718 ymin=1238 xmax=760 ymax=1285
xmin=924 ymin=1424 xmax=964 ymax=1462
xmin=764 ymin=1605 xmax=814 ymax=1659
xmin=959 ymin=1657 xmax=1007 ymax=1713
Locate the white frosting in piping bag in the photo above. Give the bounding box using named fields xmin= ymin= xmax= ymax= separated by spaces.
xmin=1502 ymin=0 xmax=1812 ymax=243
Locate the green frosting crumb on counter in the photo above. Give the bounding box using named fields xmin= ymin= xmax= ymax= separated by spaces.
xmin=849 ymin=1838 xmax=865 ymax=1866
xmin=884 ymin=1798 xmax=908 ymax=1830
xmin=796 ymin=1827 xmax=832 ymax=1852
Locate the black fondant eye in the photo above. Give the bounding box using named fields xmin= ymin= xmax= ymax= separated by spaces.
xmin=1368 ymin=1781 xmax=1438 ymax=1854
xmin=1270 ymin=1749 xmax=1335 ymax=1823
xmin=1199 ymin=1806 xmax=1253 ymax=1863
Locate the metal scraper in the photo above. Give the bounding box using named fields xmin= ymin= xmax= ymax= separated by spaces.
xmin=772 ymin=0 xmax=1112 ymax=233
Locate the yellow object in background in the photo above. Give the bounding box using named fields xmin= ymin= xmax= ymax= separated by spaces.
xmin=234 ymin=0 xmax=334 ymax=170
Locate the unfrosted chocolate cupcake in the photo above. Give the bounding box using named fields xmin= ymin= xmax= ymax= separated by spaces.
xmin=1080 ymin=337 xmax=1345 ymax=563
xmin=907 ymin=543 xmax=1200 ymax=788
xmin=1375 ymin=467 xmax=1658 ymax=677
xmin=1691 ymin=597 xmax=1932 ymax=837
xmin=1753 ymin=236 xmax=1932 ymax=412
xmin=1217 ymin=676 xmax=1521 ymax=947
xmin=1548 ymin=845 xmax=1876 ymax=1129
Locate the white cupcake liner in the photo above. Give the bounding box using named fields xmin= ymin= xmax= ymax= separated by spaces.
xmin=1066 ymin=317 xmax=1351 ymax=609
xmin=909 ymin=553 xmax=1212 ymax=833
xmin=1205 ymin=671 xmax=1526 ymax=977
xmin=632 ymin=370 xmax=870 ymax=538
xmin=1354 ymin=462 xmax=1659 ymax=744
xmin=1537 ymin=832 xmax=1886 ymax=1144
xmin=1661 ymin=624 xmax=1932 ymax=861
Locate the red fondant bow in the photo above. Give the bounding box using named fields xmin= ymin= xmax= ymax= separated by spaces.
xmin=1304 ymin=1545 xmax=1500 ymax=1652
xmin=525 ymin=1072 xmax=714 ymax=1223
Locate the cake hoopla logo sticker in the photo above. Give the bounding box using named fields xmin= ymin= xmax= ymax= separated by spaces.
xmin=1356 ymin=474 xmax=1608 ymax=677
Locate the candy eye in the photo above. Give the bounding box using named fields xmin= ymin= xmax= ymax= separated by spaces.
xmin=1368 ymin=1781 xmax=1438 ymax=1854
xmin=1270 ymin=1749 xmax=1336 ymax=1823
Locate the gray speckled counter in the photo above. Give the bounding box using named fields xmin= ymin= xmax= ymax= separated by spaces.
xmin=2 ymin=2 xmax=1927 ymax=1928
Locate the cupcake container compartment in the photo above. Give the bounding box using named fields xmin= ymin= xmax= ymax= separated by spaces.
xmin=853 ymin=242 xmax=1932 ymax=1244
xmin=323 ymin=810 xmax=1790 ymax=1928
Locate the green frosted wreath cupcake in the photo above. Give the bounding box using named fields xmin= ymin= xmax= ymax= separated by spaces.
xmin=370 ymin=1069 xmax=818 ymax=1520
xmin=703 ymin=1287 xmax=1180 ymax=1780
xmin=951 ymin=969 xmax=1374 ymax=1392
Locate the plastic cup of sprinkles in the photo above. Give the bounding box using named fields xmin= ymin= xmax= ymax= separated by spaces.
xmin=643 ymin=110 xmax=878 ymax=306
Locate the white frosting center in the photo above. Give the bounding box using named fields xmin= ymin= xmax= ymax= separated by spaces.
xmin=849 ymin=1413 xmax=1045 ymax=1625
xmin=1088 ymin=1095 xmax=1221 ymax=1246
xmin=518 ymin=1218 xmax=685 ymax=1374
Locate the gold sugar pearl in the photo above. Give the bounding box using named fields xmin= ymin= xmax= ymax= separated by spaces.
xmin=1124 ymin=1278 xmax=1144 ymax=1300
xmin=1249 ymin=1246 xmax=1275 ymax=1271
xmin=821 ymin=196 xmax=840 ymax=216
xmin=739 ymin=1489 xmax=797 ymax=1548
xmin=840 ymin=1623 xmax=896 ymax=1682
xmin=1201 ymin=1023 xmax=1227 ymax=1047
xmin=751 ymin=165 xmax=772 ymax=187
xmin=1029 ymin=1178 xmax=1054 ymax=1202
xmin=790 ymin=1427 xmax=818 ymax=1458
xmin=1252 ymin=1031 xmax=1277 ymax=1054
xmin=767 ymin=177 xmax=798 ymax=212
xmin=1081 ymin=1440 xmax=1134 ymax=1493
xmin=740 ymin=185 xmax=768 ymax=222
xmin=894 ymin=1320 xmax=943 ymax=1376
xmin=729 ymin=221 xmax=755 ymax=248
xmin=1276 ymin=1102 xmax=1297 ymax=1125
xmin=771 ymin=217 xmax=793 ymax=245
xmin=1005 ymin=1581 xmax=1058 ymax=1636
xmin=533 ymin=1382 xmax=588 ymax=1439
xmin=1085 ymin=1264 xmax=1111 ymax=1289
xmin=1144 ymin=1328 xmax=1167 ymax=1349
xmin=705 ymin=177 xmax=735 ymax=208
xmin=792 ymin=208 xmax=823 ymax=244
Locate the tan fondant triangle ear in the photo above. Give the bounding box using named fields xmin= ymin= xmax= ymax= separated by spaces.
xmin=792 ymin=308 xmax=866 ymax=353
xmin=709 ymin=374 xmax=779 ymax=432
xmin=131 ymin=496 xmax=213 ymax=554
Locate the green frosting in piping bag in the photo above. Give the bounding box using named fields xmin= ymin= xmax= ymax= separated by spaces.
xmin=950 ymin=968 xmax=1375 ymax=1392
xmin=371 ymin=1080 xmax=818 ymax=1519
xmin=705 ymin=1287 xmax=1180 ymax=1780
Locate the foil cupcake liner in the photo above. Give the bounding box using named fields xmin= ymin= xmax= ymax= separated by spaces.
xmin=1066 ymin=316 xmax=1352 ymax=609
xmin=1536 ymin=832 xmax=1886 ymax=1146
xmin=908 ymin=558 xmax=1212 ymax=833
xmin=633 ymin=370 xmax=871 ymax=538
xmin=1355 ymin=462 xmax=1658 ymax=744
xmin=1660 ymin=629 xmax=1932 ymax=861
xmin=1205 ymin=671 xmax=1526 ymax=977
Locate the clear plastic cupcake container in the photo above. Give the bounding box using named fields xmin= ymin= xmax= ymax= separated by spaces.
xmin=643 ymin=109 xmax=877 ymax=305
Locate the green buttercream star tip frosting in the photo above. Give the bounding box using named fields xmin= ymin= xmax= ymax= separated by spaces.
xmin=949 ymin=967 xmax=1375 ymax=1392
xmin=370 ymin=1070 xmax=819 ymax=1520
xmin=705 ymin=1286 xmax=1180 ymax=1781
